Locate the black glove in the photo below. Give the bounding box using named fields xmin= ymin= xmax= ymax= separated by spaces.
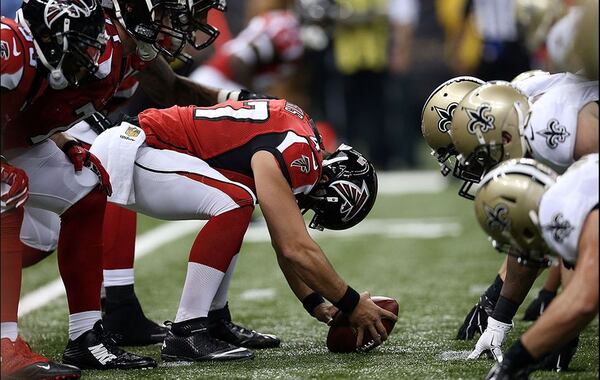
xmin=537 ymin=335 xmax=579 ymax=372
xmin=456 ymin=294 xmax=495 ymax=340
xmin=84 ymin=111 xmax=114 ymax=135
xmin=485 ymin=339 xmax=535 ymax=380
xmin=522 ymin=289 xmax=556 ymax=321
xmin=484 ymin=362 xmax=529 ymax=380
xmin=237 ymin=89 xmax=277 ymax=101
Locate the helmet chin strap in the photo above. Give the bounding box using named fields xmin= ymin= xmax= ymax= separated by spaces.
xmin=19 ymin=9 xmax=71 ymax=89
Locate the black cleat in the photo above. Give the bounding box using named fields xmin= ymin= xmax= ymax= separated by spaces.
xmin=62 ymin=321 xmax=156 ymax=370
xmin=161 ymin=318 xmax=254 ymax=362
xmin=208 ymin=304 xmax=281 ymax=349
xmin=103 ymin=293 xmax=167 ymax=346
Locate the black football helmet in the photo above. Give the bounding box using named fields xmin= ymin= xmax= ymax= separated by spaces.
xmin=299 ymin=145 xmax=378 ymax=231
xmin=182 ymin=0 xmax=225 ymax=50
xmin=19 ymin=0 xmax=108 ymax=89
xmin=109 ymin=0 xmax=223 ymax=61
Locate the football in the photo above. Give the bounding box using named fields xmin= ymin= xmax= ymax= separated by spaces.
xmin=326 ymin=296 xmax=399 ymax=353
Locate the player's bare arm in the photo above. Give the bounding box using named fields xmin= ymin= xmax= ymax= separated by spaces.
xmin=276 ymin=254 xmax=337 ymax=324
xmin=521 ymin=209 xmax=599 ymax=359
xmin=136 ymin=56 xmax=220 ymax=107
xmin=251 ymin=150 xmax=397 ymax=346
xmin=574 ymin=101 xmax=599 ymax=159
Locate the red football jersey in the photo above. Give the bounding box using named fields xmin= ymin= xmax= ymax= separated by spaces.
xmin=0 ymin=16 xmax=139 ymax=151
xmin=138 ymin=99 xmax=323 ymax=194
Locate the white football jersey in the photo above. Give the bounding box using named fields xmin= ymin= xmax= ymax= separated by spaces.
xmin=538 ymin=154 xmax=599 ymax=265
xmin=523 ymin=80 xmax=599 ymax=173
xmin=513 ymin=72 xmax=588 ymax=99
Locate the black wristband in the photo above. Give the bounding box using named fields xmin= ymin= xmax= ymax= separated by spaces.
xmin=503 ymin=339 xmax=536 ymax=371
xmin=333 ymin=286 xmax=360 ymax=315
xmin=61 ymin=140 xmax=81 ymax=153
xmin=492 ymin=295 xmax=519 ymax=324
xmin=302 ymin=292 xmax=325 ymax=316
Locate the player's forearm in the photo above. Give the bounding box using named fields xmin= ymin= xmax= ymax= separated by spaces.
xmin=277 ymin=243 xmax=347 ymax=304
xmin=137 ymin=56 xmax=220 ymax=107
xmin=276 ymin=254 xmax=316 ymax=301
xmin=500 ymin=255 xmax=540 ymax=305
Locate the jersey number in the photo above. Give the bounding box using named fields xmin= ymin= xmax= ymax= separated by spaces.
xmin=193 ymin=100 xmax=269 ymax=123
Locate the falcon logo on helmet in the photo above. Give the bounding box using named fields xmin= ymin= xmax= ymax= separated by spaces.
xmin=537 ymin=119 xmax=571 ymax=149
xmin=466 ymin=104 xmax=495 ymax=135
xmin=44 ymin=0 xmax=96 ymax=27
xmin=291 ymin=155 xmax=310 ymax=174
xmin=330 ymin=180 xmax=370 ymax=223
xmin=434 ymin=102 xmax=458 ymax=133
xmin=484 ymin=203 xmax=510 ymax=232
xmin=545 ymin=213 xmax=574 ymax=243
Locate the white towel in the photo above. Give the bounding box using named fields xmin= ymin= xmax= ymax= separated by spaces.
xmin=90 ymin=122 xmax=145 ymax=205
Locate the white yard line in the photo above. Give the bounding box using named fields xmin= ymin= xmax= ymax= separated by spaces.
xmin=18 ymin=170 xmax=450 ymax=317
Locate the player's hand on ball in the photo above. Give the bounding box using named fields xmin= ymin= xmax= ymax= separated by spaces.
xmin=349 ymin=292 xmax=398 ymax=348
xmin=467 ymin=317 xmax=513 ymax=362
xmin=313 ymin=303 xmax=338 ymax=325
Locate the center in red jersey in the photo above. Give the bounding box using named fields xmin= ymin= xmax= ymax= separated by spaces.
xmin=138 ymin=99 xmax=323 ymax=194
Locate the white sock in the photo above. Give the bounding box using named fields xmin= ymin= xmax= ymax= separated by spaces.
xmin=1 ymin=322 xmax=18 ymax=341
xmin=103 ymin=269 xmax=135 ymax=287
xmin=175 ymin=262 xmax=224 ymax=323
xmin=210 ymin=255 xmax=238 ymax=311
xmin=69 ymin=311 xmax=101 ymax=340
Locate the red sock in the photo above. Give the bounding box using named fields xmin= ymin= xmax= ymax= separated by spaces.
xmin=102 ymin=203 xmax=136 ymax=270
xmin=189 ymin=206 xmax=253 ymax=271
xmin=58 ymin=189 xmax=106 ymax=314
xmin=1 ymin=209 xmax=24 ymax=323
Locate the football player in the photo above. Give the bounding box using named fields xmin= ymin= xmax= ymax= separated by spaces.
xmin=1 ymin=0 xmax=156 ymax=377
xmin=449 ymin=78 xmax=598 ymax=362
xmin=472 ymin=156 xmax=598 ymax=379
xmin=188 ymin=3 xmax=304 ymax=92
xmin=87 ymin=99 xmax=396 ymax=361
xmin=9 ymin=0 xmax=279 ymax=351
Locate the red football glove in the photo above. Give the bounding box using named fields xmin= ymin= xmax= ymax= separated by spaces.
xmin=1 ymin=161 xmax=29 ymax=209
xmin=62 ymin=141 xmax=112 ymax=196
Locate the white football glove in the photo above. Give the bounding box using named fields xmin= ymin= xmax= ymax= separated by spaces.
xmin=467 ymin=317 xmax=513 ymax=362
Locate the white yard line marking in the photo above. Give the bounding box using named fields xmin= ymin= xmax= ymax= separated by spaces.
xmin=239 ymin=288 xmax=277 ymax=301
xmin=378 ymin=171 xmax=448 ymax=195
xmin=439 ymin=350 xmax=472 ymax=361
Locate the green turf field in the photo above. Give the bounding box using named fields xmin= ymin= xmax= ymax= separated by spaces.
xmin=20 ymin=178 xmax=599 ymax=379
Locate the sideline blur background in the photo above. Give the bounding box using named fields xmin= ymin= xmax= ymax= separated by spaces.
xmin=2 ymin=0 xmax=595 ymax=170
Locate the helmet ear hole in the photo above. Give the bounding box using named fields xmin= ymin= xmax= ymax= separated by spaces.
xmin=502 ymin=131 xmax=512 ymax=144
xmin=522 ymin=228 xmax=534 ymax=239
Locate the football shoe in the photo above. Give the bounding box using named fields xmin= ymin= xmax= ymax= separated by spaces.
xmin=103 ymin=294 xmax=168 ymax=346
xmin=1 ymin=336 xmax=81 ymax=380
xmin=160 ymin=318 xmax=254 ymax=362
xmin=208 ymin=304 xmax=281 ymax=349
xmin=62 ymin=321 xmax=156 ymax=370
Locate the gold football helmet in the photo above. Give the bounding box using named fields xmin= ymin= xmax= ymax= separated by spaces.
xmin=421 ymin=76 xmax=484 ymax=176
xmin=474 ymin=158 xmax=558 ymax=267
xmin=511 ymin=69 xmax=550 ymax=84
xmin=450 ymin=81 xmax=532 ymax=198
xmin=573 ymin=0 xmax=599 ymax=80
xmin=515 ymin=0 xmax=565 ymax=53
